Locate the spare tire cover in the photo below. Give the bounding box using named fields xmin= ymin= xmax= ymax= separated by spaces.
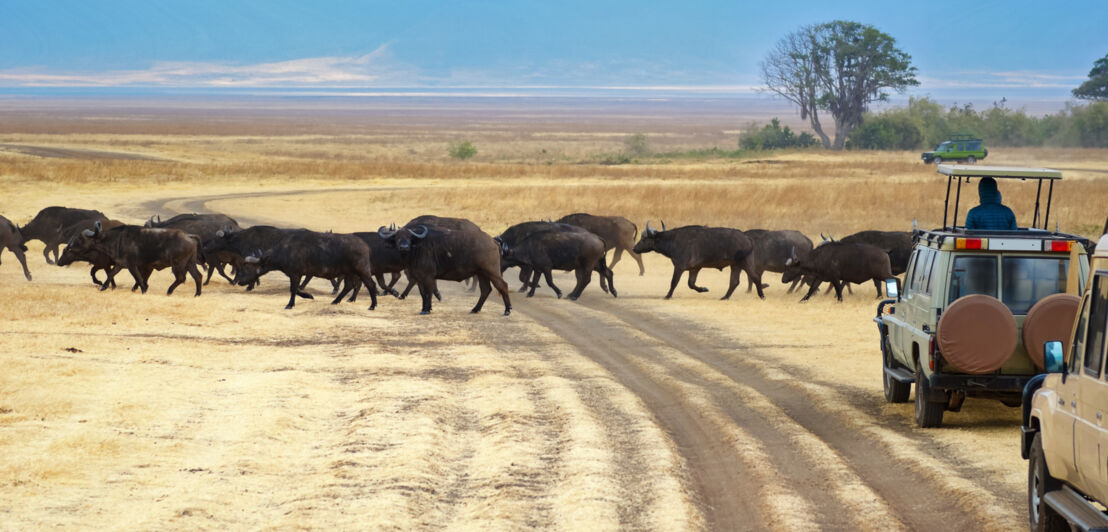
xmin=1023 ymin=293 xmax=1080 ymax=369
xmin=937 ymin=294 xmax=1018 ymax=374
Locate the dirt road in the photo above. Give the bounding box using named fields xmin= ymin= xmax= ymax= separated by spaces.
xmin=142 ymin=188 xmax=1026 ymax=530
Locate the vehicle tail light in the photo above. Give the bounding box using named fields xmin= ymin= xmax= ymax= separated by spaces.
xmin=1046 ymin=240 xmax=1073 ymax=252
xmin=955 ymin=238 xmax=986 ymax=250
xmin=928 ymin=335 xmax=937 ymax=371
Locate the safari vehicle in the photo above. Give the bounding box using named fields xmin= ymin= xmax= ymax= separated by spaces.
xmin=921 ymin=134 xmax=988 ymax=164
xmin=1021 ymin=234 xmax=1108 ymax=532
xmin=875 ymin=165 xmax=1090 ymax=428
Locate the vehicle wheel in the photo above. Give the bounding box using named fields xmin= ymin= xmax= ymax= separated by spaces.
xmin=1028 ymin=433 xmax=1068 ymax=532
xmin=914 ymin=368 xmax=945 ymax=428
xmin=933 ymin=156 xmax=943 ymax=164
xmin=967 ymin=155 xmax=976 ymax=164
xmin=883 ymin=342 xmax=910 ymax=403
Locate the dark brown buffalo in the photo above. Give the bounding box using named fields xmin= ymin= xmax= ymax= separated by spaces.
xmin=147 ymin=213 xmax=242 ymax=284
xmin=632 ymin=221 xmax=761 ymax=299
xmin=202 ymin=225 xmax=291 ymax=291
xmin=836 ymin=230 xmax=912 ymax=275
xmin=496 ymin=220 xmax=610 ymax=293
xmin=335 ymin=231 xmax=406 ymax=301
xmin=391 ymin=215 xmax=482 ymax=300
xmin=232 ymin=229 xmax=378 ymax=310
xmin=379 ymin=216 xmax=510 ymax=315
xmin=500 ymin=228 xmax=616 ymax=300
xmin=781 ymin=242 xmax=893 ymax=302
xmin=0 ymin=214 xmax=31 ymax=281
xmin=21 ymin=206 xmax=109 ymax=264
xmin=57 ymin=218 xmax=127 ymax=289
xmin=58 ymin=222 xmax=202 ymax=296
xmin=743 ymin=229 xmax=814 ymax=293
xmin=556 ymin=213 xmax=644 ymax=275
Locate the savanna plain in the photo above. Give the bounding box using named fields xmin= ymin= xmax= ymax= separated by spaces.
xmin=1 ymin=99 xmax=1107 ymax=531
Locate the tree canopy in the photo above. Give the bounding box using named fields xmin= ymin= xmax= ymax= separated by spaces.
xmin=761 ymin=21 xmax=918 ymax=150
xmin=1073 ymin=53 xmax=1108 ymax=101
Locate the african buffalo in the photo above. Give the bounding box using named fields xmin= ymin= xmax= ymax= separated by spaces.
xmin=232 ymin=229 xmax=378 ymax=310
xmin=743 ymin=229 xmax=814 ymax=293
xmin=333 ymin=231 xmax=407 ymax=301
xmin=496 ymin=220 xmax=610 ymax=293
xmin=379 ymin=217 xmax=510 ymax=315
xmin=59 ymin=222 xmax=202 ymax=296
xmin=147 ymin=213 xmax=242 ymax=284
xmin=501 ymin=228 xmax=616 ymax=300
xmin=632 ymin=221 xmax=761 ymax=299
xmin=782 ymin=242 xmax=893 ymax=302
xmin=836 ymin=230 xmax=912 ymax=275
xmin=21 ymin=206 xmax=109 ymax=264
xmin=556 ymin=213 xmax=644 ymax=275
xmin=0 ymin=214 xmax=31 ymax=281
xmin=57 ymin=218 xmax=127 ymax=289
xmin=202 ymin=225 xmax=293 ymax=292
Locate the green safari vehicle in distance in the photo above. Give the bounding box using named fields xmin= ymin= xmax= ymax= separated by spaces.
xmin=921 ymin=134 xmax=988 ymax=164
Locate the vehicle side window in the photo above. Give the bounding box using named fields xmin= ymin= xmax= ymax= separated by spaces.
xmin=1071 ymin=295 xmax=1089 ymax=374
xmin=904 ymin=250 xmax=920 ymax=292
xmin=1084 ymin=276 xmax=1108 ymax=377
xmin=948 ymin=255 xmax=997 ymax=303
xmin=911 ymin=249 xmax=930 ymax=293
xmin=914 ymin=249 xmax=936 ymax=296
xmin=925 ymin=251 xmax=941 ymax=294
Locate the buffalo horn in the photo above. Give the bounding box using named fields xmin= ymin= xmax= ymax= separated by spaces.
xmin=82 ymin=229 xmax=95 ymax=237
xmin=410 ymin=225 xmax=429 ymax=239
xmin=660 ymin=220 xmax=667 ymax=231
xmin=378 ymin=225 xmax=398 ymax=238
xmin=93 ymin=220 xmax=102 ymax=234
xmin=244 ymin=255 xmax=260 ymax=264
xmin=216 ymin=230 xmax=225 ymax=238
xmin=645 ymin=220 xmax=654 ymax=236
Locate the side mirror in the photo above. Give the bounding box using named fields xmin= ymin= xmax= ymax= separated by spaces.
xmin=884 ymin=278 xmax=899 ymax=300
xmin=1044 ymin=341 xmax=1065 ymax=373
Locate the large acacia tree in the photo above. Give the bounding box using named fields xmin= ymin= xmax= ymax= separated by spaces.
xmin=761 ymin=21 xmax=918 ymax=150
xmin=1073 ymin=53 xmax=1108 ymax=101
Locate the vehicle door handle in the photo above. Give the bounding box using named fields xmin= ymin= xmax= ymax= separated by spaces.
xmin=1099 ymin=412 xmax=1103 ymax=421
xmin=1072 ymin=401 xmax=1078 ymax=408
xmin=1059 ymin=398 xmax=1066 ymax=405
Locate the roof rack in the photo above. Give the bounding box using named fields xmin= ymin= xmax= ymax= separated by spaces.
xmin=938 ymin=164 xmax=1062 ymax=231
xmin=947 ymin=134 xmax=980 ymax=141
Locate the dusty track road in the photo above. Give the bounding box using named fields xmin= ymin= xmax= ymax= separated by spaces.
xmin=139 ymin=188 xmax=1027 ymax=530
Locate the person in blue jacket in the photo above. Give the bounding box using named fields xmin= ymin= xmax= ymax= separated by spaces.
xmin=965 ymin=177 xmax=1017 ymax=230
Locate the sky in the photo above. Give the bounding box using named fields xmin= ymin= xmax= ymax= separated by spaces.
xmin=0 ymin=0 xmax=1105 ymax=102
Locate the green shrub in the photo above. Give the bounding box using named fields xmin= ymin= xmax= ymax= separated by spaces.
xmin=448 ymin=140 xmax=477 ymax=160
xmin=846 ymin=113 xmax=922 ymax=150
xmin=624 ymin=133 xmax=650 ymax=157
xmin=739 ymin=118 xmax=818 ymax=150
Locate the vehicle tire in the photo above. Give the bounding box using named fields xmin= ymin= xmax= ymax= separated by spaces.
xmin=1028 ymin=433 xmax=1068 ymax=532
xmin=883 ymin=342 xmax=910 ymax=403
xmin=967 ymin=155 xmax=976 ymax=164
xmin=933 ymin=156 xmax=943 ymax=164
xmin=914 ymin=368 xmax=945 ymax=428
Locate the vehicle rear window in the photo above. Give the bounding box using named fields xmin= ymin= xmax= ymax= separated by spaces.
xmin=1085 ymin=276 xmax=1108 ymax=377
xmin=1002 ymin=257 xmax=1069 ymax=314
xmin=949 ymin=256 xmax=997 ymax=303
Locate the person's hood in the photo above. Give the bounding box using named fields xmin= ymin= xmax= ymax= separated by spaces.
xmin=978 ymin=178 xmax=1002 ymax=205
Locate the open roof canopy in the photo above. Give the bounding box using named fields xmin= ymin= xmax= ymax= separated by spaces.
xmin=937 ymin=164 xmax=1062 ymax=180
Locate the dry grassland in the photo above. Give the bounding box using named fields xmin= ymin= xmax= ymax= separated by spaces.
xmin=1 ymin=121 xmax=1106 ymax=530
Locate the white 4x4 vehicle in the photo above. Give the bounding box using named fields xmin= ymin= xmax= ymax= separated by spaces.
xmin=876 ymin=166 xmax=1090 ymax=428
xmin=1022 ymin=233 xmax=1108 ymax=531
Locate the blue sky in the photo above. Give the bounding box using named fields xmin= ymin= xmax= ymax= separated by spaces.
xmin=0 ymin=0 xmax=1104 ymax=101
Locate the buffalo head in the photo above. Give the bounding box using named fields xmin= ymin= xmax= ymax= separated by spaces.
xmin=632 ymin=220 xmax=666 ymax=254
xmin=379 ymin=223 xmax=428 ymax=252
xmin=56 ymin=220 xmax=104 ymax=267
xmin=233 ymin=249 xmax=267 ymax=287
xmin=781 ymin=246 xmax=804 ymax=284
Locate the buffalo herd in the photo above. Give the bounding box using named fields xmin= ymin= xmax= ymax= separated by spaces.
xmin=1 ymin=205 xmax=915 ymax=313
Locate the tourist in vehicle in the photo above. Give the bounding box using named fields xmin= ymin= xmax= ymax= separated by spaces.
xmin=965 ymin=177 xmax=1017 ymax=230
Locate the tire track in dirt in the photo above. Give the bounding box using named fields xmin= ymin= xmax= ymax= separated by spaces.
xmin=577 ymin=298 xmax=1022 ymax=530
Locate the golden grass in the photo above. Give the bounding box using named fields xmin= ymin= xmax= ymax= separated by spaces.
xmin=1 ymin=124 xmax=1105 ymax=529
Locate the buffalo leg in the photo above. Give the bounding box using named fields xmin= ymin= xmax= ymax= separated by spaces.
xmin=872 ymin=278 xmax=883 ymax=298
xmin=384 ymin=272 xmax=401 ymax=296
xmin=517 ymin=266 xmax=532 ymax=292
xmin=799 ymin=279 xmax=822 ymax=302
xmin=786 ymin=278 xmax=801 ymax=294
xmin=832 ymin=280 xmax=845 ymax=302
xmin=665 ymin=267 xmax=684 ymax=299
xmin=286 ymin=275 xmax=302 ymax=309
xmin=42 ymin=246 xmax=55 ymax=265
xmin=215 ymin=262 xmax=234 ymax=284
xmin=166 ymin=266 xmax=186 ymax=295
xmin=203 ymin=263 xmax=215 ymax=286
xmin=595 ymin=257 xmax=616 ymax=298
xmin=399 ymin=279 xmax=415 ymax=300
xmin=188 ymin=261 xmax=202 ymax=296
xmin=567 ymin=267 xmax=590 ymax=301
xmin=722 ymin=266 xmax=742 ymax=300
xmin=298 ymin=276 xmax=313 ymax=290
xmin=333 ymin=276 xmax=356 ymax=304
xmin=735 ymin=265 xmax=765 ymax=300
xmin=356 ymin=268 xmax=378 ymax=310
xmin=11 ymin=246 xmax=31 ymax=281
xmin=526 ymin=270 xmax=543 ymax=297
xmin=418 ymin=277 xmax=434 ymax=314
xmin=476 ymin=270 xmax=511 ymax=315
xmin=543 ymin=269 xmax=563 ymax=299
xmin=90 ymin=266 xmax=104 ymax=288
xmin=330 ymin=277 xmax=342 ymax=295
xmin=471 ymin=276 xmax=493 ymax=313
xmin=687 ymin=268 xmax=709 ymax=293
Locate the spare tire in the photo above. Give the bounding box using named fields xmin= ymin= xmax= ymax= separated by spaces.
xmin=1023 ymin=293 xmax=1080 ymax=369
xmin=937 ymin=294 xmax=1018 ymax=374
